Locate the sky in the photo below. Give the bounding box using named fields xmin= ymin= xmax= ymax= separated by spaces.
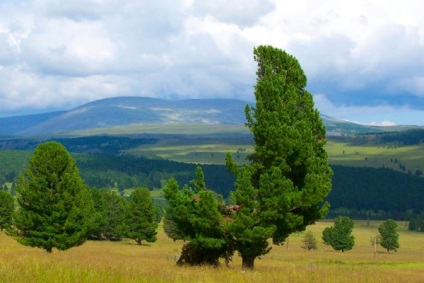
xmin=1 ymin=0 xmax=424 ymax=126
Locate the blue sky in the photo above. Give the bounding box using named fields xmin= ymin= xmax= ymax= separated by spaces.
xmin=1 ymin=0 xmax=424 ymax=126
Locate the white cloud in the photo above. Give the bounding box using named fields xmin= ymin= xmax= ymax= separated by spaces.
xmin=190 ymin=0 xmax=274 ymax=27
xmin=314 ymin=93 xmax=424 ymax=126
xmin=0 ymin=0 xmax=424 ymax=125
xmin=368 ymin=121 xmax=396 ymax=127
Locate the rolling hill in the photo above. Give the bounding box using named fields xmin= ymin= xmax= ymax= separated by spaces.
xmin=0 ymin=96 xmax=397 ymax=136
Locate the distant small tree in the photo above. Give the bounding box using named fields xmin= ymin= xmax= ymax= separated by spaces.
xmin=126 ymin=188 xmax=158 ymax=245
xmin=378 ymin=219 xmax=399 ymax=253
xmin=301 ymin=230 xmax=318 ymax=251
xmin=0 ymin=191 xmax=14 ymax=230
xmin=322 ymin=216 xmax=355 ymax=252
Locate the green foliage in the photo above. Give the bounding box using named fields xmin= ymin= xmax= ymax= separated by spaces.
xmin=222 ymin=46 xmax=332 ymax=269
xmin=322 ymin=216 xmax=355 ymax=252
xmin=10 ymin=142 xmax=94 ymax=252
xmin=163 ymin=212 xmax=186 ymax=242
xmin=163 ymin=167 xmax=231 ymax=266
xmin=89 ymin=188 xmax=127 ymax=241
xmin=225 ymin=154 xmax=275 ymax=269
xmin=245 ymin=45 xmax=333 ymax=246
xmin=329 ymin=166 xmax=424 ymax=218
xmin=0 ymin=150 xmax=32 ymax=183
xmin=76 ymin=154 xmax=235 ymax=197
xmin=0 ymin=190 xmax=14 ymax=230
xmin=126 ymin=188 xmax=158 ymax=245
xmin=301 ymin=230 xmax=318 ymax=251
xmin=378 ymin=219 xmax=399 ymax=253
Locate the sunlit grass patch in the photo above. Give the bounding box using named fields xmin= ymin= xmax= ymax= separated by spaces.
xmin=0 ymin=221 xmax=423 ymax=282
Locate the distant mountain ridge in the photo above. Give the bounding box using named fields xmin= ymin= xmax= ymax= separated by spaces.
xmin=0 ymin=96 xmax=409 ymax=136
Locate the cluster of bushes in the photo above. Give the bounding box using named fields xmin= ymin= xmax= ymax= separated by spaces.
xmin=303 ymin=217 xmax=399 ymax=253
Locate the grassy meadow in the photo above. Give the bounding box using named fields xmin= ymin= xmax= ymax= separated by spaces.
xmin=1 ymin=221 xmax=423 ymax=283
xmin=123 ymin=137 xmax=424 ymax=177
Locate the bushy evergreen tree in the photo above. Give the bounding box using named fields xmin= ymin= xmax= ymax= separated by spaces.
xmin=11 ymin=142 xmax=94 ymax=252
xmin=126 ymin=188 xmax=158 ymax=245
xmin=378 ymin=219 xmax=399 ymax=253
xmin=0 ymin=190 xmax=14 ymax=230
xmin=102 ymin=190 xmax=127 ymax=241
xmin=226 ymin=45 xmax=332 ymax=268
xmin=322 ymin=216 xmax=355 ymax=252
xmin=163 ymin=167 xmax=231 ymax=266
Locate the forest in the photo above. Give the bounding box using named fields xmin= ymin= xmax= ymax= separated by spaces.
xmin=1 ymin=147 xmax=424 ymax=220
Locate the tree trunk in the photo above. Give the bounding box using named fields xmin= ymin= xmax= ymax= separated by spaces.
xmin=242 ymin=256 xmax=255 ymax=270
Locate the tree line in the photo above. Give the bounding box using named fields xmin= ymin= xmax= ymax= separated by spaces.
xmin=2 ymin=151 xmax=424 ymax=220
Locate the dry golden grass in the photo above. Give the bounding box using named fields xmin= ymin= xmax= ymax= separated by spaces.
xmin=0 ymin=221 xmax=423 ymax=282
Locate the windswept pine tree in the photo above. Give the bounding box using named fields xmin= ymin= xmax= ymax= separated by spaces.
xmin=227 ymin=45 xmax=333 ymax=269
xmin=11 ymin=142 xmax=94 ymax=252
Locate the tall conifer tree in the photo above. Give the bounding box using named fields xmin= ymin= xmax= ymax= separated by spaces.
xmin=228 ymin=45 xmax=333 ymax=269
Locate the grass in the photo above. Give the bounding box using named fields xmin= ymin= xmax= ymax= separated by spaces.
xmin=123 ymin=138 xmax=424 ymax=177
xmin=0 ymin=221 xmax=423 ymax=282
xmin=326 ymin=141 xmax=424 ymax=174
xmin=125 ymin=140 xmax=252 ymax=165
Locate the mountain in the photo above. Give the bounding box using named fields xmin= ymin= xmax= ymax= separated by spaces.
xmin=0 ymin=96 xmax=409 ymax=136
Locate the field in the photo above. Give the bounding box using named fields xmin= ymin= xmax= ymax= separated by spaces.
xmin=326 ymin=141 xmax=424 ymax=174
xmin=123 ymin=137 xmax=424 ymax=176
xmin=1 ymin=221 xmax=423 ymax=282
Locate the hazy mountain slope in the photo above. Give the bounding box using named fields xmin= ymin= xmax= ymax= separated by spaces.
xmin=0 ymin=96 xmax=403 ymax=136
xmin=0 ymin=111 xmax=65 ymax=136
xmin=16 ymin=97 xmax=252 ymax=135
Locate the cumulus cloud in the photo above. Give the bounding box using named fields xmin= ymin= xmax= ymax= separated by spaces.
xmin=0 ymin=0 xmax=424 ymax=125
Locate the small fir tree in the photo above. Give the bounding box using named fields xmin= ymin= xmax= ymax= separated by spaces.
xmin=11 ymin=142 xmax=94 ymax=252
xmin=163 ymin=167 xmax=231 ymax=266
xmin=378 ymin=219 xmax=399 ymax=253
xmin=126 ymin=188 xmax=158 ymax=245
xmin=102 ymin=190 xmax=127 ymax=241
